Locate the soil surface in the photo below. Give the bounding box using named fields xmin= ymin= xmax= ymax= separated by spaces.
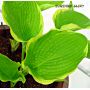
xmin=0 ymin=25 xmax=69 ymax=88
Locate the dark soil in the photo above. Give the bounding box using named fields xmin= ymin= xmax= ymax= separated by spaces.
xmin=0 ymin=24 xmax=69 ymax=88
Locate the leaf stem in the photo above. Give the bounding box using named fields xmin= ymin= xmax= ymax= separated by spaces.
xmin=21 ymin=42 xmax=26 ymax=61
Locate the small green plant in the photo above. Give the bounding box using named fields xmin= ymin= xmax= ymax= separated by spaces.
xmin=0 ymin=1 xmax=90 ymax=87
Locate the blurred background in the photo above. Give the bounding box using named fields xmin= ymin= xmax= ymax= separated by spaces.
xmin=0 ymin=0 xmax=90 ymax=88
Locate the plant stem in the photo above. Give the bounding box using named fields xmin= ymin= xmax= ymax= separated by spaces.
xmin=21 ymin=42 xmax=25 ymax=61
xmin=69 ymin=0 xmax=74 ymax=11
xmin=10 ymin=82 xmax=15 ymax=88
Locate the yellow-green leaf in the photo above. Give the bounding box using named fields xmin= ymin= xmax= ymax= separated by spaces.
xmin=10 ymin=39 xmax=20 ymax=52
xmin=0 ymin=54 xmax=20 ymax=82
xmin=87 ymin=40 xmax=90 ymax=58
xmin=37 ymin=1 xmax=64 ymax=11
xmin=53 ymin=9 xmax=90 ymax=31
xmin=2 ymin=1 xmax=43 ymax=42
xmin=25 ymin=30 xmax=88 ymax=84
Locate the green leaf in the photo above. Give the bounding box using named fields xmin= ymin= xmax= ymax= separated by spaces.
xmin=60 ymin=23 xmax=81 ymax=31
xmin=10 ymin=39 xmax=20 ymax=52
xmin=87 ymin=40 xmax=90 ymax=58
xmin=0 ymin=54 xmax=21 ymax=82
xmin=2 ymin=1 xmax=43 ymax=42
xmin=53 ymin=9 xmax=90 ymax=31
xmin=25 ymin=30 xmax=88 ymax=84
xmin=37 ymin=1 xmax=64 ymax=11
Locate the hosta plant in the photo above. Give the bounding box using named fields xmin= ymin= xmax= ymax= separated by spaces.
xmin=0 ymin=1 xmax=90 ymax=87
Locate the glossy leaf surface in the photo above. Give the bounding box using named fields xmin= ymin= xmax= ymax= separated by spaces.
xmin=53 ymin=9 xmax=90 ymax=30
xmin=2 ymin=1 xmax=43 ymax=42
xmin=25 ymin=30 xmax=88 ymax=84
xmin=0 ymin=54 xmax=20 ymax=82
xmin=37 ymin=1 xmax=64 ymax=11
